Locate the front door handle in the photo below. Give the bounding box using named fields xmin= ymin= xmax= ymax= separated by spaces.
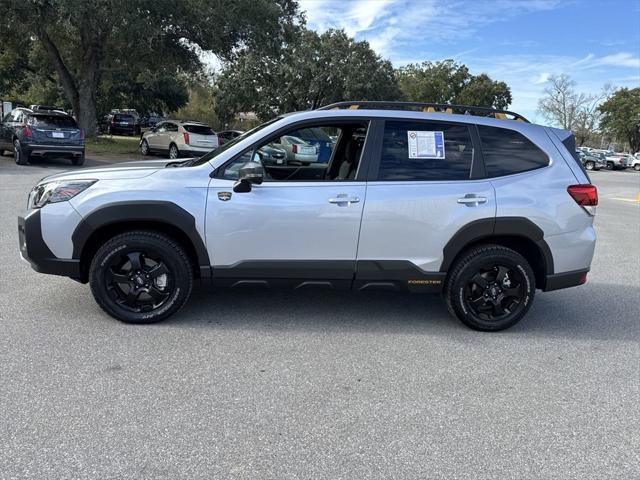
xmin=457 ymin=194 xmax=487 ymax=206
xmin=329 ymin=194 xmax=360 ymax=206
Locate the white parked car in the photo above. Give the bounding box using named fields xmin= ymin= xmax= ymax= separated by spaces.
xmin=140 ymin=120 xmax=219 ymax=159
xmin=274 ymin=135 xmax=319 ymax=163
xmin=627 ymin=154 xmax=640 ymax=171
xmin=604 ymin=153 xmax=629 ymax=170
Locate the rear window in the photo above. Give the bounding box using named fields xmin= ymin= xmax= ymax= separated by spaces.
xmin=183 ymin=124 xmax=214 ymax=135
xmin=377 ymin=120 xmax=474 ymax=181
xmin=28 ymin=115 xmax=77 ymax=128
xmin=113 ymin=114 xmax=134 ymax=121
xmin=477 ymin=125 xmax=549 ymax=177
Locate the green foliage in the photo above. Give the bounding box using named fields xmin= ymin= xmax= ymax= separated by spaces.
xmin=598 ymin=88 xmax=640 ymax=152
xmin=396 ymin=60 xmax=512 ymax=109
xmin=214 ymin=28 xmax=401 ymax=122
xmin=169 ymin=81 xmax=222 ymax=129
xmin=0 ymin=0 xmax=301 ymax=135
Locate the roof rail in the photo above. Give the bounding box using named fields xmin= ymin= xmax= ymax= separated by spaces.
xmin=317 ymin=101 xmax=529 ymax=123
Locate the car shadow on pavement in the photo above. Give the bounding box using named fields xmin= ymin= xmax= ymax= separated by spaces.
xmin=162 ymin=281 xmax=639 ymax=342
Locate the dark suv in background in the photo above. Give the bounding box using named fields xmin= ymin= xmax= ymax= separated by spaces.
xmin=101 ymin=112 xmax=137 ymax=135
xmin=0 ymin=107 xmax=85 ymax=165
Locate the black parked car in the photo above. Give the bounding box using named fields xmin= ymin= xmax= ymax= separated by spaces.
xmin=0 ymin=108 xmax=85 ymax=165
xmin=102 ymin=113 xmax=137 ymax=135
xmin=217 ymin=129 xmax=244 ymax=144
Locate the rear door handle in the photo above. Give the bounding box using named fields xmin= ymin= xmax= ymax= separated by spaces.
xmin=457 ymin=194 xmax=487 ymax=205
xmin=329 ymin=194 xmax=360 ymax=206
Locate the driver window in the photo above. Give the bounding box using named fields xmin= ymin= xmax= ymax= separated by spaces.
xmin=219 ymin=121 xmax=368 ymax=182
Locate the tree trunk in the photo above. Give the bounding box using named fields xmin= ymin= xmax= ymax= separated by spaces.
xmin=78 ymin=82 xmax=98 ymax=138
xmin=37 ymin=22 xmax=102 ymax=138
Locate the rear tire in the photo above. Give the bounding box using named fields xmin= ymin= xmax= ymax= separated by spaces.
xmin=14 ymin=139 xmax=28 ymax=165
xmin=585 ymin=161 xmax=595 ymax=171
xmin=71 ymin=153 xmax=85 ymax=166
xmin=445 ymin=244 xmax=536 ymax=331
xmin=634 ymin=164 xmax=640 ymax=171
xmin=169 ymin=143 xmax=180 ymax=159
xmin=140 ymin=139 xmax=150 ymax=156
xmin=605 ymin=161 xmax=613 ymax=170
xmin=89 ymin=231 xmax=193 ymax=324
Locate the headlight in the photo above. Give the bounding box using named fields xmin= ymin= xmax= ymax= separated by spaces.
xmin=28 ymin=179 xmax=97 ymax=209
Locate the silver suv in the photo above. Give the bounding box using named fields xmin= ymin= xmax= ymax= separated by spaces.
xmin=18 ymin=102 xmax=598 ymax=331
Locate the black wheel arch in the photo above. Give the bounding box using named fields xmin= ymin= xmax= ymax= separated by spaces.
xmin=72 ymin=201 xmax=210 ymax=282
xmin=441 ymin=217 xmax=554 ymax=289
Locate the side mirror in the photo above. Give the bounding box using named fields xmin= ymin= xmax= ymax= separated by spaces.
xmin=233 ymin=161 xmax=264 ymax=193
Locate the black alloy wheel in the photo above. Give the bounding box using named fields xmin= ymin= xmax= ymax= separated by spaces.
xmin=14 ymin=139 xmax=28 ymax=165
xmin=104 ymin=250 xmax=173 ymax=313
xmin=464 ymin=264 xmax=526 ymax=322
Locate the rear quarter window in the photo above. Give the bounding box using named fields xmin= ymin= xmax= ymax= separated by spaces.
xmin=477 ymin=125 xmax=549 ymax=177
xmin=183 ymin=125 xmax=214 ymax=135
xmin=29 ymin=115 xmax=78 ymax=128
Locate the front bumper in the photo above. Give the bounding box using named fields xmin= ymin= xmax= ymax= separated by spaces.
xmin=18 ymin=211 xmax=81 ymax=278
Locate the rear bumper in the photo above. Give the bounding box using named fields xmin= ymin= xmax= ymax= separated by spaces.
xmin=183 ymin=147 xmax=217 ymax=156
xmin=18 ymin=211 xmax=81 ymax=279
xmin=543 ymin=269 xmax=589 ymax=291
xmin=24 ymin=144 xmax=84 ymax=157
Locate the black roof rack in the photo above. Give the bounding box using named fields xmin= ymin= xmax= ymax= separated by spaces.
xmin=317 ymin=101 xmax=529 ymax=123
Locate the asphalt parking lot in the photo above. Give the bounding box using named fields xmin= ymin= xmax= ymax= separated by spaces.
xmin=0 ymin=154 xmax=638 ymax=479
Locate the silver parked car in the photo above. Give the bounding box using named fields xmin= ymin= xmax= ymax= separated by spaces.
xmin=18 ymin=101 xmax=597 ymax=331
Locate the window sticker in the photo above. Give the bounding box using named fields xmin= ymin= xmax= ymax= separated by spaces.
xmin=407 ymin=131 xmax=445 ymax=159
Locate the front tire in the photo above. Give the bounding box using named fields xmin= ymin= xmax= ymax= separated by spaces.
xmin=585 ymin=161 xmax=595 ymax=171
xmin=14 ymin=139 xmax=28 ymax=165
xmin=634 ymin=164 xmax=640 ymax=171
xmin=445 ymin=245 xmax=536 ymax=331
xmin=89 ymin=231 xmax=193 ymax=324
xmin=169 ymin=143 xmax=180 ymax=159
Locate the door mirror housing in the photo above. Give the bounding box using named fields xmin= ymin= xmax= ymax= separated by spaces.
xmin=233 ymin=161 xmax=264 ymax=192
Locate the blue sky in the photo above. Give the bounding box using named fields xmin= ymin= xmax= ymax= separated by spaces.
xmin=299 ymin=0 xmax=640 ymax=121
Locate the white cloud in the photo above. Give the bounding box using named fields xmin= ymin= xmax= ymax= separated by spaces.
xmin=595 ymin=52 xmax=640 ymax=69
xmin=301 ymin=0 xmax=562 ymax=58
xmin=533 ymin=72 xmax=551 ymax=84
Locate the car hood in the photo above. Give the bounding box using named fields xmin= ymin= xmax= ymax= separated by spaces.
xmin=39 ymin=159 xmax=178 ymax=183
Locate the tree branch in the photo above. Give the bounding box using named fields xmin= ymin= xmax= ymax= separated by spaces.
xmin=36 ymin=26 xmax=79 ymax=110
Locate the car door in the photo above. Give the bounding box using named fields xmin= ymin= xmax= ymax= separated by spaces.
xmin=204 ymin=120 xmax=372 ymax=288
xmin=146 ymin=122 xmax=167 ymax=151
xmin=355 ymin=119 xmax=495 ymax=290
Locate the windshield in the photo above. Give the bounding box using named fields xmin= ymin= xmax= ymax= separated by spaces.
xmin=189 ymin=117 xmax=282 ymax=166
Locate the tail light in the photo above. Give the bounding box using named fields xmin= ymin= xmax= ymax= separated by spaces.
xmin=292 ymin=144 xmax=298 ymax=154
xmin=183 ymin=132 xmax=190 ymax=145
xmin=23 ymin=126 xmax=32 ymax=137
xmin=568 ymin=184 xmax=598 ymax=215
